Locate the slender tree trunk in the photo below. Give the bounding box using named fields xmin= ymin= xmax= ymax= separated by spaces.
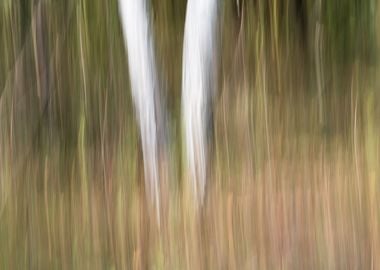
xmin=182 ymin=0 xmax=218 ymax=205
xmin=33 ymin=0 xmax=50 ymax=116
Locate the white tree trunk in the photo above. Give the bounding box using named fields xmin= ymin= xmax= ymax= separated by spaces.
xmin=118 ymin=0 xmax=161 ymax=220
xmin=182 ymin=0 xmax=218 ymax=204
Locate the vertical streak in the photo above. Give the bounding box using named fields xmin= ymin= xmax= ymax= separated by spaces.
xmin=182 ymin=0 xmax=218 ymax=204
xmin=314 ymin=0 xmax=324 ymax=126
xmin=32 ymin=1 xmax=50 ymax=114
xmin=118 ymin=0 xmax=161 ymax=221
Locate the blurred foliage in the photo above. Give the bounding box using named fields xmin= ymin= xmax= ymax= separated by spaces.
xmin=324 ymin=0 xmax=377 ymax=64
xmin=0 ymin=0 xmax=379 ymax=269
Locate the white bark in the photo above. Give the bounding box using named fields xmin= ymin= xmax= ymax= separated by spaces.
xmin=118 ymin=0 xmax=161 ymax=219
xmin=182 ymin=0 xmax=218 ymax=204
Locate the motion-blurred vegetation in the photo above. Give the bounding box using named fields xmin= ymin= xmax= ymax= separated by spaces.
xmin=0 ymin=0 xmax=379 ymax=269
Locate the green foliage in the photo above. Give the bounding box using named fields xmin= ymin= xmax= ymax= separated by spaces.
xmin=324 ymin=0 xmax=377 ymax=64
